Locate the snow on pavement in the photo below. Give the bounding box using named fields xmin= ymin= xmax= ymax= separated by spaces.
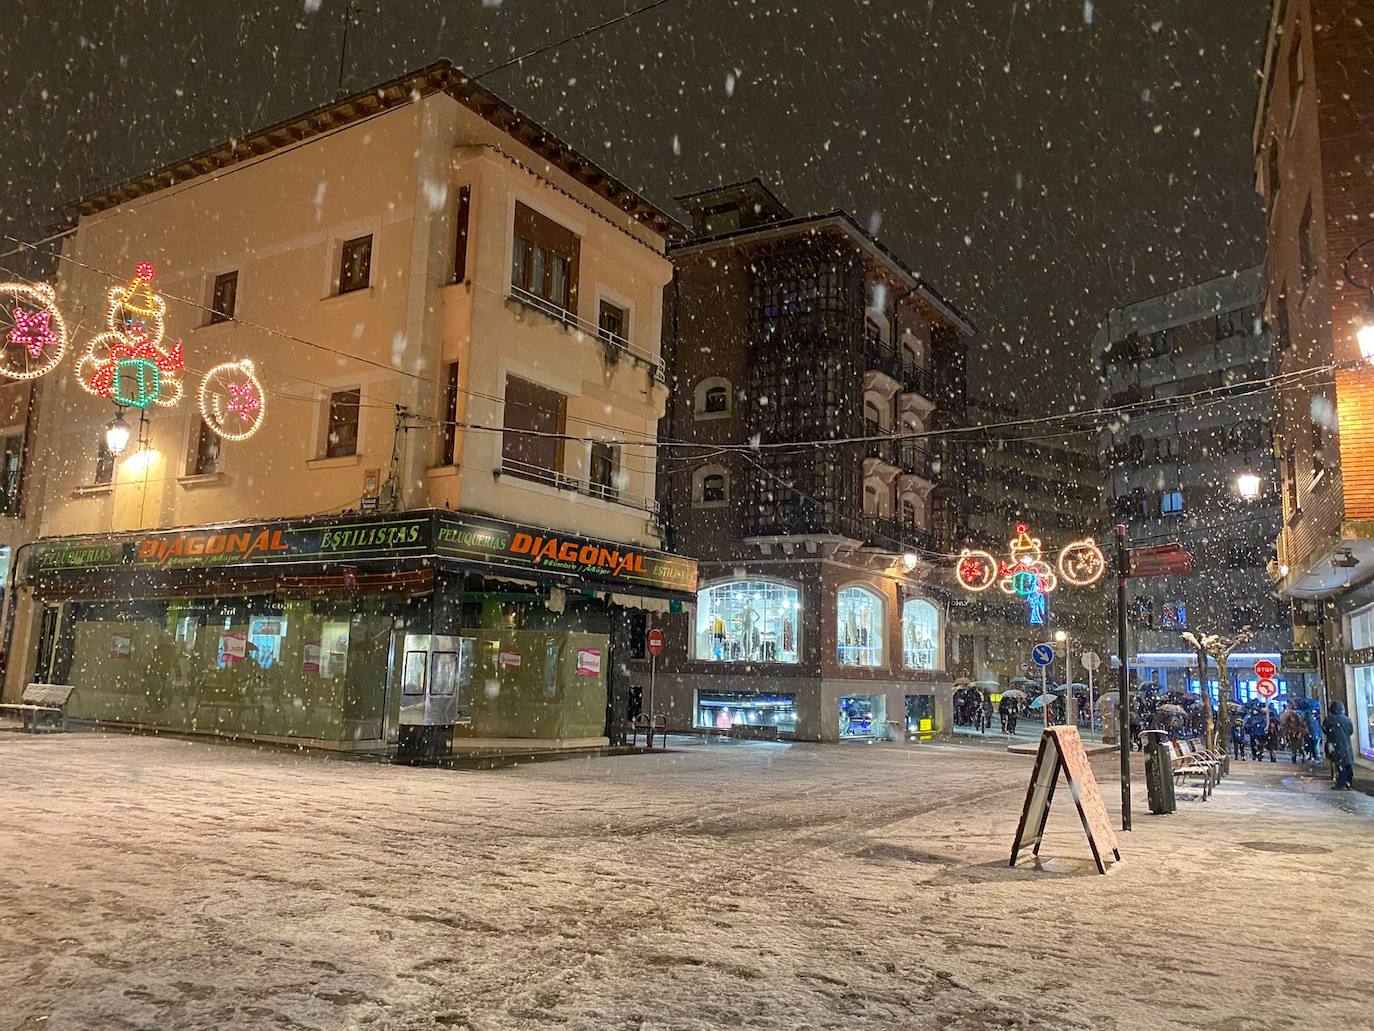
xmin=0 ymin=732 xmax=1370 ymax=1030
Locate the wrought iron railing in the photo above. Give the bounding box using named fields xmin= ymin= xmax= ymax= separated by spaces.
xmin=507 ymin=284 xmax=666 ymax=381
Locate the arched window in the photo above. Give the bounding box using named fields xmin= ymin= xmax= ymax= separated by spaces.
xmin=865 ymin=308 xmax=890 ymax=348
xmin=693 ymin=465 xmax=729 ymax=506
xmin=837 ymin=585 xmax=884 ymax=667
xmin=902 ymin=598 xmax=940 ymax=670
xmin=900 ymin=496 xmax=919 ymax=531
xmin=694 ymin=579 xmax=801 ymax=663
xmin=863 ymin=399 xmax=883 ymax=434
xmin=693 ymin=376 xmax=732 ymax=419
xmin=900 ymin=330 xmax=923 ymax=370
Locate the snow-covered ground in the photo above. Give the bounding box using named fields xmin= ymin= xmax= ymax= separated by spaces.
xmin=0 ymin=731 xmax=1369 ymax=1030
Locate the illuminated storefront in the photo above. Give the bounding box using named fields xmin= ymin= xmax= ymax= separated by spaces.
xmin=694 ymin=579 xmax=799 ymax=663
xmin=1346 ymin=605 xmax=1374 ymax=762
xmin=20 ymin=510 xmax=696 ymax=750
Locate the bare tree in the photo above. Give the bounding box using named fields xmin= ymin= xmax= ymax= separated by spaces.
xmin=1181 ymin=627 xmax=1253 ymax=750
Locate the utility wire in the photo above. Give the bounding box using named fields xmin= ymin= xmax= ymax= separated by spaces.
xmin=475 ymin=0 xmax=685 ymax=79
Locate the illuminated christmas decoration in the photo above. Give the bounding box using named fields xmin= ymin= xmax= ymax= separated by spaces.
xmin=1057 ymin=537 xmax=1107 ymax=586
xmin=76 ymin=262 xmax=185 ymax=409
xmin=0 ymin=282 xmax=68 ymax=380
xmin=956 ymin=549 xmax=999 ymax=592
xmin=198 ymin=359 xmax=266 ymax=441
xmin=957 ymin=523 xmax=1102 ymax=625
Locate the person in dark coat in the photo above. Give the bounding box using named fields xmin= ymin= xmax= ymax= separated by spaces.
xmin=1246 ymin=710 xmax=1269 ymax=761
xmin=1230 ymin=718 xmax=1247 ymax=760
xmin=1263 ymin=714 xmax=1281 ymax=762
xmin=1323 ymin=701 xmax=1356 ymax=790
xmin=1304 ymin=704 xmax=1324 ymax=763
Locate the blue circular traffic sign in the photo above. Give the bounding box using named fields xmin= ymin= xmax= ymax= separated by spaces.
xmin=1031 ymin=644 xmax=1055 ymax=667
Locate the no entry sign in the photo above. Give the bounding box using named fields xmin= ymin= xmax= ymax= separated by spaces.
xmin=1256 ymin=678 xmax=1279 ymax=700
xmin=1254 ymin=659 xmax=1277 ymax=679
xmin=646 ymin=628 xmax=665 ymax=657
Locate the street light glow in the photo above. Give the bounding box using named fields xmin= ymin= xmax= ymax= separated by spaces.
xmin=1054 ymin=629 xmax=1067 ymax=642
xmin=104 ymin=412 xmax=131 ymax=456
xmin=1236 ymin=472 xmax=1262 ymax=501
xmin=1358 ymin=299 xmax=1374 ymax=361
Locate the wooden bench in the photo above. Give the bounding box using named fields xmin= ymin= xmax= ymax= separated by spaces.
xmin=1168 ymin=738 xmax=1223 ymax=800
xmin=0 ymin=684 xmax=76 ymax=733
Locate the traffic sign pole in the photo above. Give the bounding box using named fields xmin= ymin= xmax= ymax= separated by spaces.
xmin=1115 ymin=524 xmax=1131 ymax=832
xmin=645 ymin=627 xmax=665 ymax=726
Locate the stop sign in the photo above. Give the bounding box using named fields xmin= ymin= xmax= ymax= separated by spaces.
xmin=1256 ymin=678 xmax=1279 ymax=700
xmin=1254 ymin=659 xmax=1278 ymax=679
xmin=646 ymin=628 xmax=665 ymax=657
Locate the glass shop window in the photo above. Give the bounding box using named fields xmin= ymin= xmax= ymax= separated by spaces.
xmin=837 ymin=586 xmax=884 ymax=667
xmin=694 ymin=579 xmax=800 ymax=664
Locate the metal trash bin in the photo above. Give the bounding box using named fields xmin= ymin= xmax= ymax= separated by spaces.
xmin=1141 ymin=729 xmax=1176 ymax=815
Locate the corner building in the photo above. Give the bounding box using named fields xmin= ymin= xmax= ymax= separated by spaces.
xmin=4 ymin=62 xmax=696 ymax=751
xmin=646 ymin=181 xmax=975 ymax=742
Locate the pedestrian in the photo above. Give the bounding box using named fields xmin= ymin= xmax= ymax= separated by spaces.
xmin=1130 ymin=710 xmax=1143 ymax=752
xmin=1230 ymin=717 xmax=1247 ymax=760
xmin=1263 ymin=714 xmax=1281 ymax=762
xmin=1281 ymin=703 xmax=1307 ymax=763
xmin=1304 ymin=703 xmax=1324 ymax=763
xmin=1246 ymin=710 xmax=1267 ymax=761
xmin=1322 ymin=701 xmax=1356 ymax=790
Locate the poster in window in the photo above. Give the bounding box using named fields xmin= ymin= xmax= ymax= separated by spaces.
xmin=221 ymin=631 xmax=248 ymax=664
xmin=303 ymin=641 xmax=322 ymax=673
xmin=499 ymin=650 xmax=522 ymax=669
xmin=111 ymin=633 xmax=131 ymax=659
xmin=576 ymin=648 xmax=602 ymax=677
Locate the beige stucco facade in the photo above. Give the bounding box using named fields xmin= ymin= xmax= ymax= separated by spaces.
xmin=3 ymin=77 xmax=676 ymax=700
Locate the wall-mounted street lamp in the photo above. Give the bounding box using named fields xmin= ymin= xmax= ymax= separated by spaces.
xmin=902 ymin=552 xmax=919 ymax=571
xmin=1236 ymin=472 xmax=1262 ymax=502
xmin=1344 ymin=240 xmax=1374 ymax=361
xmin=104 ymin=410 xmax=131 ymax=456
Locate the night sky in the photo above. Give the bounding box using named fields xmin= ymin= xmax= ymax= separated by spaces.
xmin=2 ymin=0 xmax=1268 ymax=405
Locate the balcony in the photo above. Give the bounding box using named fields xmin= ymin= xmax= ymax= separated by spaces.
xmin=896 ymin=440 xmax=933 ymax=479
xmin=865 ymin=340 xmax=933 ymax=398
xmin=497 ymin=457 xmax=661 ymax=516
xmin=862 ymin=515 xmax=934 ymax=552
xmin=507 ymin=284 xmax=665 ymax=382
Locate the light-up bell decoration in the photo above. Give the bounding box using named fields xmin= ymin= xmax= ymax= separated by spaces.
xmin=77 ymin=262 xmax=184 ymax=409
xmin=198 ymin=359 xmax=265 ymax=441
xmin=0 ymin=282 xmax=68 ymax=380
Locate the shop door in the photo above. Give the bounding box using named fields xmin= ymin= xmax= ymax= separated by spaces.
xmin=392 ymin=633 xmax=475 ymax=727
xmin=33 ymin=603 xmax=63 ymax=684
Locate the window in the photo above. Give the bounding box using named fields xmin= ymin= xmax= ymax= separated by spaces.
xmin=0 ymin=433 xmax=22 ymax=515
xmin=94 ymin=440 xmax=114 ymax=486
xmin=1156 ymin=436 xmax=1179 ymax=461
xmin=1298 ymin=196 xmax=1315 ymax=295
xmin=439 ymin=361 xmax=459 ymax=466
xmin=902 ymin=598 xmax=939 ymax=670
xmin=1274 ymin=285 xmax=1291 ymax=349
xmin=324 ymin=388 xmax=361 ymax=458
xmin=694 ymin=377 xmax=731 ymax=418
xmin=511 ymin=202 xmax=579 ymax=313
xmin=837 ymin=586 xmax=884 ymax=667
xmin=1215 ymin=308 xmax=1247 ymax=339
xmin=1285 ymin=443 xmax=1299 ymax=514
xmin=1266 ymin=142 xmax=1281 ymax=212
xmin=1149 ymin=329 xmax=1174 ymax=356
xmin=900 ymin=496 xmax=920 ymax=532
xmin=187 ymin=418 xmax=222 ymax=476
xmin=694 ymin=579 xmax=800 ymax=663
xmin=209 ymin=271 xmax=238 ymax=324
xmin=1130 ymin=597 xmax=1155 ymax=627
xmin=863 ymin=399 xmax=882 ymax=435
xmin=1159 ymin=490 xmax=1184 ymax=516
xmin=589 ymin=442 xmax=619 ymax=501
xmin=501 ymin=375 xmax=565 ymax=483
xmin=1287 ymin=20 xmax=1304 ymax=120
xmin=863 ymin=483 xmax=880 ymax=516
xmin=693 ymin=465 xmax=728 ymax=506
xmin=453 ymin=185 xmax=471 ymax=283
xmin=598 ymin=299 xmax=628 ymax=345
xmin=338 ymin=235 xmax=372 ymax=294
xmin=1161 ymin=601 xmax=1188 ymax=629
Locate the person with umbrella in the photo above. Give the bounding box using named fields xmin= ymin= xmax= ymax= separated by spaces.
xmin=1000 ymin=689 xmax=1026 ymax=734
xmin=1323 ymin=701 xmax=1355 ymax=790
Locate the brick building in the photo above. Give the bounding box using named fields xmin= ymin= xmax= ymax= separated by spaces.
xmin=641 ymin=180 xmax=975 ymax=742
xmin=1254 ymin=0 xmax=1374 ymax=768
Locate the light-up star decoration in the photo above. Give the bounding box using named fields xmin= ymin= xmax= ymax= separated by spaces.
xmin=0 ymin=282 xmax=68 ymax=380
xmin=9 ymin=308 xmax=57 ymax=357
xmin=198 ymin=359 xmax=266 ymax=441
xmin=956 ymin=523 xmax=1106 ymax=626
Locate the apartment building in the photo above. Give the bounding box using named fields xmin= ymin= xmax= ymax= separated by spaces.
xmin=1096 ymin=267 xmax=1290 ymax=699
xmin=2 ymin=62 xmax=696 ymax=751
xmin=645 ymin=179 xmax=975 ymax=742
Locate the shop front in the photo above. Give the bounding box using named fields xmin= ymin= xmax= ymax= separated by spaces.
xmin=643 ymin=559 xmax=955 ymax=743
xmin=16 ymin=510 xmax=695 ymax=752
xmin=1344 ymin=605 xmax=1374 ymax=765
